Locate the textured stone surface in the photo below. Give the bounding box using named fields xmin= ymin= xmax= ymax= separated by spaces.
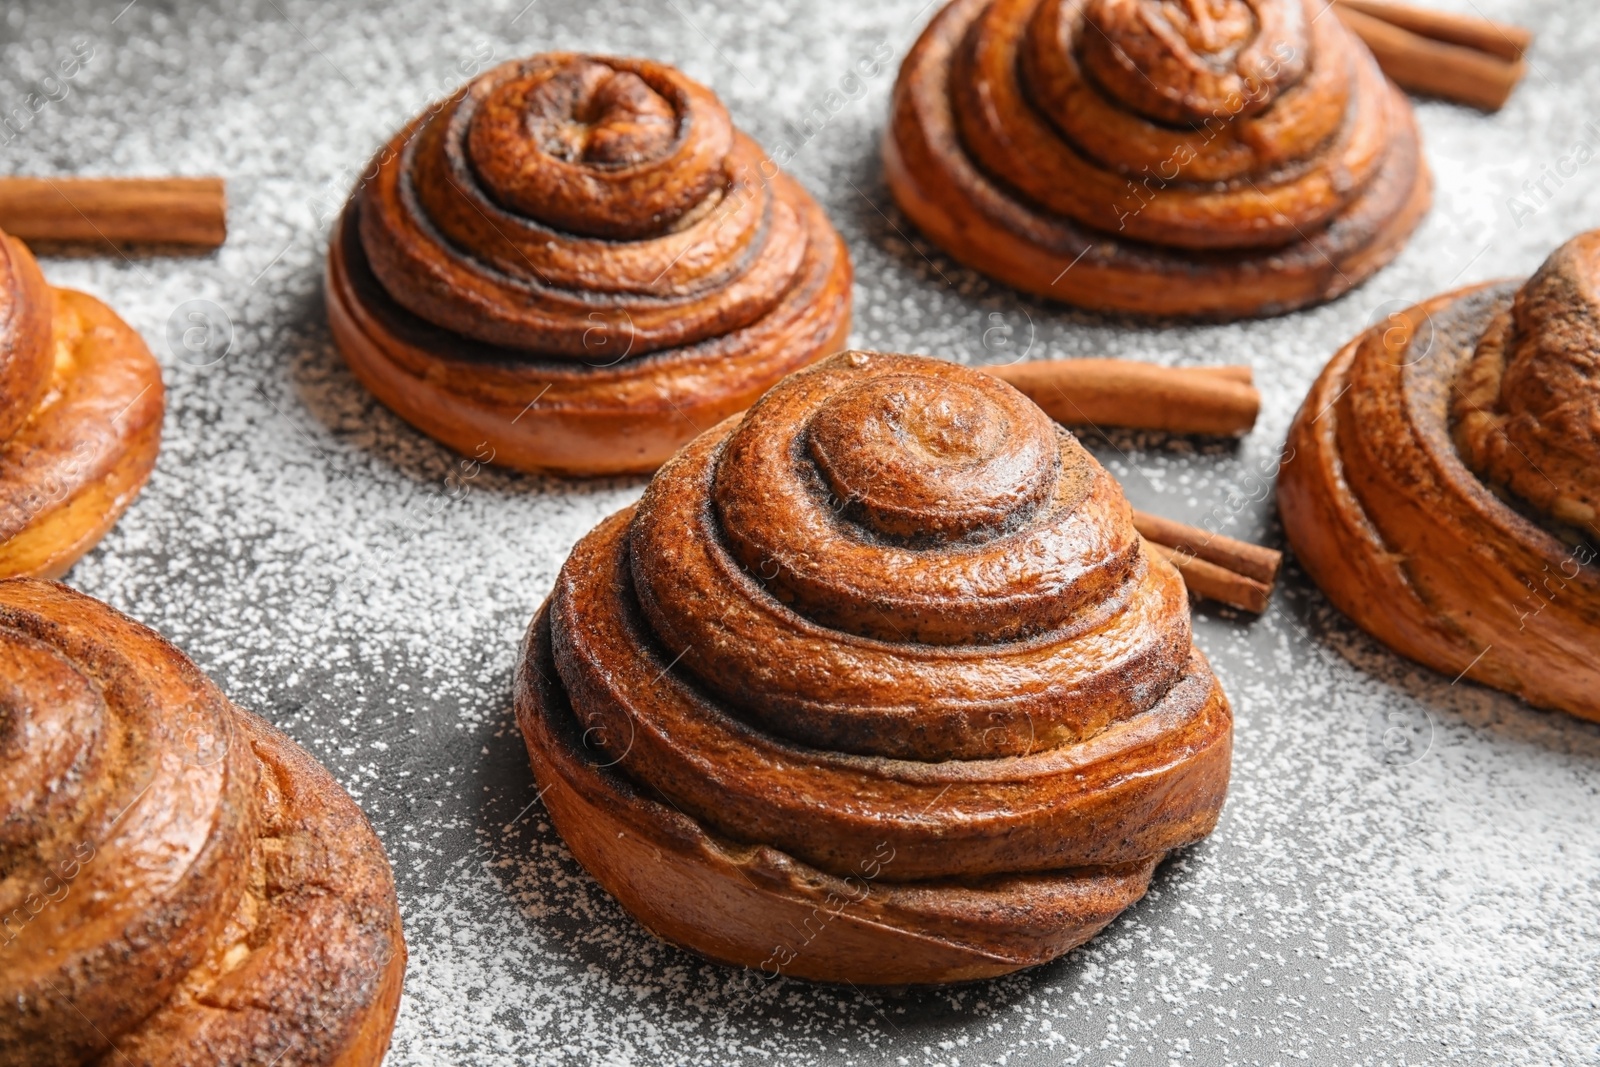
xmin=3 ymin=0 xmax=1597 ymax=1063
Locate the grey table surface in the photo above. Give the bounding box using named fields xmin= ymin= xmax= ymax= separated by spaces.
xmin=5 ymin=0 xmax=1599 ymax=1063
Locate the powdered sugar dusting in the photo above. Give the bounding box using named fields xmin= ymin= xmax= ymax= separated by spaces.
xmin=5 ymin=0 xmax=1598 ymax=1062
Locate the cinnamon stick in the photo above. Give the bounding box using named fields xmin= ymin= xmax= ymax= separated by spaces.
xmin=1132 ymin=509 xmax=1282 ymax=586
xmin=1335 ymin=0 xmax=1531 ymax=62
xmin=1334 ymin=4 xmax=1527 ymax=112
xmin=985 ymin=359 xmax=1259 ymax=436
xmin=1144 ymin=539 xmax=1274 ymax=614
xmin=1135 ymin=510 xmax=1282 ymax=613
xmin=0 ymin=177 xmax=227 ymax=248
xmin=1193 ymin=364 xmax=1254 ymax=385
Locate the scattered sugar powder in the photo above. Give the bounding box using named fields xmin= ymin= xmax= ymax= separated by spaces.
xmin=5 ymin=0 xmax=1597 ymax=1062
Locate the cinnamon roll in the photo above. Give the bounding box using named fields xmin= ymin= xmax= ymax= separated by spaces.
xmin=0 ymin=232 xmax=162 ymax=578
xmin=515 ymin=351 xmax=1232 ymax=984
xmin=885 ymin=0 xmax=1432 ymax=318
xmin=0 ymin=579 xmax=406 ymax=1066
xmin=1280 ymin=230 xmax=1600 ymax=722
xmin=327 ymin=53 xmax=853 ymax=476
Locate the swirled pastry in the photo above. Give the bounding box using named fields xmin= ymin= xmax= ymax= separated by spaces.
xmin=327 ymin=53 xmax=853 ymax=476
xmin=1280 ymin=230 xmax=1600 ymax=722
xmin=515 ymin=351 xmax=1232 ymax=984
xmin=0 ymin=232 xmax=162 ymax=577
xmin=0 ymin=579 xmax=406 ymax=1066
xmin=885 ymin=0 xmax=1432 ymax=318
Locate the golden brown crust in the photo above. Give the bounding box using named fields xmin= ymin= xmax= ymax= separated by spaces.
xmin=0 ymin=580 xmax=406 ymax=1067
xmin=0 ymin=236 xmax=163 ymax=578
xmin=1452 ymin=233 xmax=1600 ymax=536
xmin=327 ymin=53 xmax=853 ymax=477
xmin=0 ymin=236 xmax=53 ymax=443
xmin=1279 ymin=231 xmax=1600 ymax=722
xmin=885 ymin=0 xmax=1432 ymax=318
xmin=515 ymin=352 xmax=1232 ymax=984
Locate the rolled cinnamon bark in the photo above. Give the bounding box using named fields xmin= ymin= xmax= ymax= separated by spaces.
xmin=1334 ymin=6 xmax=1525 ymax=112
xmin=0 ymin=177 xmax=227 ymax=247
xmin=1144 ymin=539 xmax=1273 ymax=615
xmin=1335 ymin=0 xmax=1531 ymax=62
xmin=1132 ymin=510 xmax=1281 ymax=587
xmin=986 ymin=360 xmax=1259 ymax=435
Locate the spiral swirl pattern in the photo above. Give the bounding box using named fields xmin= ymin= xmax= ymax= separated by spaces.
xmin=516 ymin=352 xmax=1232 ymax=984
xmin=328 ymin=53 xmax=852 ymax=476
xmin=885 ymin=0 xmax=1431 ymax=317
xmin=0 ymin=580 xmax=405 ymax=1067
xmin=1454 ymin=232 xmax=1600 ymax=539
xmin=0 ymin=232 xmax=163 ymax=579
xmin=1280 ymin=230 xmax=1600 ymax=723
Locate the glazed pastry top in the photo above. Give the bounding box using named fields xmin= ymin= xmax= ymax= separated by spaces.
xmin=0 ymin=580 xmax=404 ymax=1067
xmin=0 ymin=579 xmax=258 ymax=1063
xmin=357 ymin=53 xmax=816 ymax=361
xmin=1454 ymin=230 xmax=1600 ymax=541
xmin=629 ymin=352 xmax=1192 ymax=762
xmin=545 ymin=352 xmax=1231 ymax=887
xmin=0 ymin=236 xmax=54 ymax=443
xmin=945 ymin=0 xmax=1398 ymax=248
